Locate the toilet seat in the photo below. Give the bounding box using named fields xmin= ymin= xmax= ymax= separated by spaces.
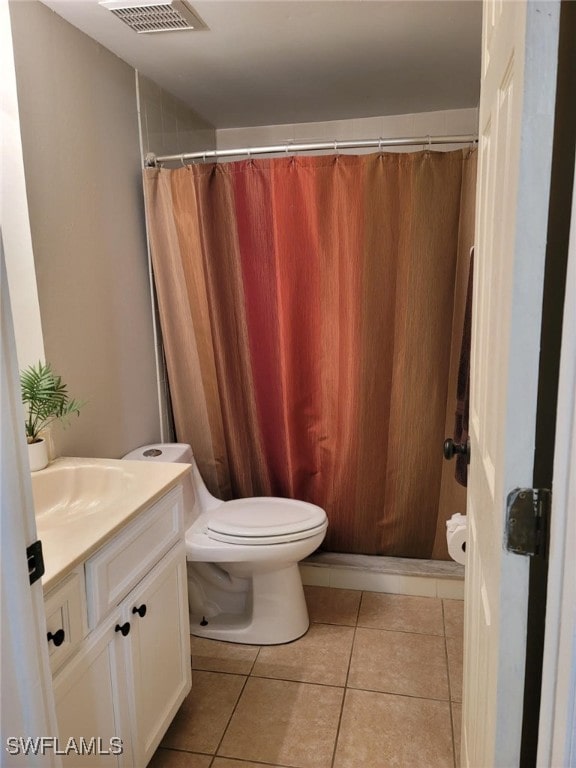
xmin=205 ymin=498 xmax=327 ymax=545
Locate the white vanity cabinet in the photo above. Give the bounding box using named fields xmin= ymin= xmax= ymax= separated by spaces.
xmin=45 ymin=485 xmax=191 ymax=767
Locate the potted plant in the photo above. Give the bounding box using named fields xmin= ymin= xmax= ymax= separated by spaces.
xmin=20 ymin=361 xmax=84 ymax=471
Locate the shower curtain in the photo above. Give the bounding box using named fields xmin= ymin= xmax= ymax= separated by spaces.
xmin=143 ymin=150 xmax=477 ymax=558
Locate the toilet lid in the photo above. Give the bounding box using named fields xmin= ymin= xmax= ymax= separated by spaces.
xmin=206 ymin=498 xmax=327 ymax=545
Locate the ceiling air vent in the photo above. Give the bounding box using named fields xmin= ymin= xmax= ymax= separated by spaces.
xmin=99 ymin=0 xmax=207 ymax=33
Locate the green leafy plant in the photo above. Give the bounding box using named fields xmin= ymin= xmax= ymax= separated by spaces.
xmin=20 ymin=361 xmax=85 ymax=444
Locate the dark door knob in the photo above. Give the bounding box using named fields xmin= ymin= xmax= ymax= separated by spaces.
xmin=47 ymin=629 xmax=65 ymax=647
xmin=132 ymin=604 xmax=147 ymax=618
xmin=443 ymin=438 xmax=470 ymax=462
xmin=115 ymin=622 xmax=131 ymax=637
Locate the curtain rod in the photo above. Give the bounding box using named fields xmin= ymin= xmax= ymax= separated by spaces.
xmin=146 ymin=134 xmax=478 ymax=166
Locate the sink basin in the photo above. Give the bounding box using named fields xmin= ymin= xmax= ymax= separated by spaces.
xmin=32 ymin=462 xmax=137 ymax=524
xmin=31 ymin=456 xmax=191 ymax=590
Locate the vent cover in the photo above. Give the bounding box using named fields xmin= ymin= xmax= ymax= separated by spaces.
xmin=99 ymin=0 xmax=206 ymax=33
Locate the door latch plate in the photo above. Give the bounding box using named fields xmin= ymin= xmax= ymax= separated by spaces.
xmin=505 ymin=488 xmax=550 ymax=557
xmin=26 ymin=539 xmax=45 ymax=585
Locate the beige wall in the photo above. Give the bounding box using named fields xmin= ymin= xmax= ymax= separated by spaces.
xmin=217 ymin=108 xmax=478 ymax=154
xmin=8 ymin=1 xmax=215 ymax=459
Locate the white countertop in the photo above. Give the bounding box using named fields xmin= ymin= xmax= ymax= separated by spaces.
xmin=34 ymin=457 xmax=190 ymax=591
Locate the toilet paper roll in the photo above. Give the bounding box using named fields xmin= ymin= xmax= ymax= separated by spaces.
xmin=447 ymin=525 xmax=467 ymax=565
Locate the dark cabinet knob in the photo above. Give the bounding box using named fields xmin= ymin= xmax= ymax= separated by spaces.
xmin=115 ymin=622 xmax=131 ymax=637
xmin=132 ymin=604 xmax=147 ymax=618
xmin=443 ymin=438 xmax=470 ymax=462
xmin=47 ymin=629 xmax=65 ymax=647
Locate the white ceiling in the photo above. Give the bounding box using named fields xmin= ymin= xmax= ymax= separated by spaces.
xmin=38 ymin=0 xmax=482 ymax=129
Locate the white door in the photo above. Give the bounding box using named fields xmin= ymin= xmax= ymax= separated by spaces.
xmin=1 ymin=241 xmax=60 ymax=767
xmin=536 ymin=159 xmax=576 ymax=767
xmin=463 ymin=1 xmax=561 ymax=766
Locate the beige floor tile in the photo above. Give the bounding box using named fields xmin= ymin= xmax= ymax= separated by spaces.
xmin=452 ymin=702 xmax=462 ymax=768
xmin=148 ymin=749 xmax=212 ymax=768
xmin=358 ymin=592 xmax=444 ymax=635
xmin=333 ymin=688 xmax=453 ymax=768
xmin=447 ymin=635 xmax=463 ymax=702
xmin=191 ymin=635 xmax=260 ymax=675
xmin=443 ymin=599 xmax=465 ymax=638
xmin=218 ymin=677 xmax=344 ymax=768
xmin=304 ymin=586 xmax=361 ymax=626
xmin=252 ymin=623 xmax=354 ymax=686
xmin=162 ymin=671 xmax=246 ymax=754
xmin=348 ymin=627 xmax=449 ymax=700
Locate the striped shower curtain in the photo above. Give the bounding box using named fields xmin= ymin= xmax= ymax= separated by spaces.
xmin=143 ymin=150 xmax=476 ymax=558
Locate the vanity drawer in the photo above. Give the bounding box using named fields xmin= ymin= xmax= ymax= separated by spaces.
xmin=44 ymin=568 xmax=87 ymax=673
xmin=85 ymin=486 xmax=183 ymax=628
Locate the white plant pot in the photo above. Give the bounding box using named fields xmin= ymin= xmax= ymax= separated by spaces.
xmin=28 ymin=439 xmax=49 ymax=472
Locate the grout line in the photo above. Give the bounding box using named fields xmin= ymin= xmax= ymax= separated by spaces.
xmin=310 ymin=620 xmax=358 ymax=629
xmin=329 ymin=591 xmax=362 ymax=767
xmin=249 ymin=644 xmax=263 ymax=675
xmin=344 ymin=686 xmax=453 ymax=704
xmin=158 ymin=745 xmax=218 ymax=759
xmin=354 ymin=623 xmax=448 ymax=638
xmin=443 ymin=600 xmax=458 ymax=768
xmin=355 ymin=623 xmax=446 ymax=636
xmin=211 ymin=757 xmax=295 ymax=767
xmin=344 ymin=600 xmax=359 ymax=691
xmin=355 ymin=591 xmax=363 ymax=624
xmin=248 ymin=673 xmax=346 ymax=690
xmin=329 ymin=686 xmax=347 ymax=768
xmin=156 ymin=744 xmax=317 ymax=767
xmin=206 ymin=669 xmax=251 ymax=761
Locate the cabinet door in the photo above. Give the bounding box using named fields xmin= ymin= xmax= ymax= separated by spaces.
xmin=127 ymin=543 xmax=191 ymax=767
xmin=53 ymin=614 xmax=133 ymax=767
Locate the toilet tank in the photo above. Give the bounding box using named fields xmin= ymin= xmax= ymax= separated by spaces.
xmin=122 ymin=443 xmax=197 ymax=526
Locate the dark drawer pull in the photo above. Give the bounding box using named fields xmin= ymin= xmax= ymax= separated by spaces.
xmin=47 ymin=629 xmax=65 ymax=647
xmin=132 ymin=604 xmax=147 ymax=618
xmin=115 ymin=622 xmax=131 ymax=637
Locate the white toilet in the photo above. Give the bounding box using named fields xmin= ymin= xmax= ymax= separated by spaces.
xmin=122 ymin=443 xmax=328 ymax=644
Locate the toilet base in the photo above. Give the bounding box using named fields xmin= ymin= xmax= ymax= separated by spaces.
xmin=189 ymin=564 xmax=310 ymax=644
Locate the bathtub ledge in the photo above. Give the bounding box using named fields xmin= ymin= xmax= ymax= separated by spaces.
xmin=300 ymin=552 xmax=465 ymax=599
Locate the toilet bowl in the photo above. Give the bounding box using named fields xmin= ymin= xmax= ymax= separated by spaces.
xmin=122 ymin=443 xmax=328 ymax=644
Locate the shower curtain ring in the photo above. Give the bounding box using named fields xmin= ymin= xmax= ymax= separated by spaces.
xmin=180 ymin=155 xmax=186 ymax=167
xmin=427 ymin=135 xmax=432 ymax=152
xmin=378 ymin=137 xmax=383 ymax=153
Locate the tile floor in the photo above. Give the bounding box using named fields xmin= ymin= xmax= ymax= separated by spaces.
xmin=150 ymin=587 xmax=464 ymax=768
